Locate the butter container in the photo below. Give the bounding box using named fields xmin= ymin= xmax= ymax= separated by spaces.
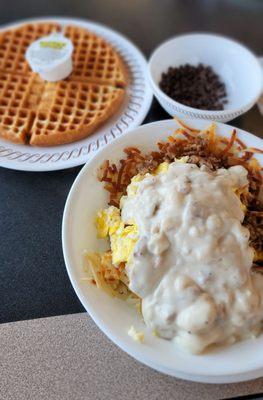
xmin=26 ymin=31 xmax=73 ymax=81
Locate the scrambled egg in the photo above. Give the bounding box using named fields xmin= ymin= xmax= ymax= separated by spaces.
xmin=126 ymin=174 xmax=145 ymax=197
xmin=152 ymin=161 xmax=170 ymax=175
xmin=96 ymin=206 xmax=138 ymax=265
xmin=128 ymin=325 xmax=144 ymax=343
xmin=152 ymin=157 xmax=188 ymax=175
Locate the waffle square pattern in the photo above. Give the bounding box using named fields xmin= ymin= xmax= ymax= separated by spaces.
xmin=0 ymin=23 xmax=127 ymax=145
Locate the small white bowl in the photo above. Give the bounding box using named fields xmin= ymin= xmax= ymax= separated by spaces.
xmin=62 ymin=118 xmax=263 ymax=383
xmin=148 ymin=33 xmax=263 ymax=122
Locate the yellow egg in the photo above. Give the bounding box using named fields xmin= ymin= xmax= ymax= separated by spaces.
xmin=177 ymin=156 xmax=189 ymax=164
xmin=153 ymin=162 xmax=169 ymax=175
xmin=96 ymin=206 xmax=121 ymax=238
xmin=96 ymin=205 xmax=138 ymax=265
xmin=110 ymin=224 xmax=138 ymax=265
xmin=152 ymin=158 xmax=188 ymax=175
xmin=126 ymin=174 xmax=145 ymax=197
xmin=96 ymin=210 xmax=109 ymax=238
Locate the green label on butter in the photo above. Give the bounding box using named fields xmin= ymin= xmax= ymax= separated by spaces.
xmin=40 ymin=41 xmax=66 ymax=49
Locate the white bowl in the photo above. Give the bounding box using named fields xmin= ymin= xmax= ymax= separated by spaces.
xmin=148 ymin=33 xmax=263 ymax=122
xmin=62 ymin=118 xmax=263 ymax=383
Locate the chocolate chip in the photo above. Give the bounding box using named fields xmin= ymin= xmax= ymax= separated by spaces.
xmin=159 ymin=63 xmax=227 ymax=111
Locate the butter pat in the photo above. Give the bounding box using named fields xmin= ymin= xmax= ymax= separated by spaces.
xmin=26 ymin=31 xmax=73 ymax=82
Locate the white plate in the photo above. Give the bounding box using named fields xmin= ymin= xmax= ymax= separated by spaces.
xmin=0 ymin=17 xmax=152 ymax=172
xmin=62 ymin=118 xmax=263 ymax=383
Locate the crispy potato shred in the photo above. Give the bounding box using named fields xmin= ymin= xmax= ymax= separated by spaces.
xmin=83 ymin=250 xmax=140 ymax=307
xmin=84 ymin=118 xmax=263 ymax=299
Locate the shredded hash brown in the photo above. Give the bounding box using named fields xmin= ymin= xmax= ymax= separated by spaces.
xmin=83 ymin=250 xmax=140 ymax=305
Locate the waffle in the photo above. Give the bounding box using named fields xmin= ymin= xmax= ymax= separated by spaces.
xmin=0 ymin=72 xmax=43 ymax=143
xmin=0 ymin=22 xmax=127 ymax=146
xmin=30 ymin=81 xmax=125 ymax=146
xmin=0 ymin=23 xmax=60 ymax=76
xmin=0 ymin=72 xmax=44 ymax=109
xmin=0 ymin=106 xmax=34 ymax=144
xmin=65 ymin=25 xmax=127 ymax=87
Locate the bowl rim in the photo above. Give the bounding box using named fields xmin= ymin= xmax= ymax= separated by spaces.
xmin=62 ymin=118 xmax=263 ymax=383
xmin=148 ymin=32 xmax=263 ymax=117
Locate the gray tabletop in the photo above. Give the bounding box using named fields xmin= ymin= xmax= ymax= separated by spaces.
xmin=0 ymin=0 xmax=263 ymax=398
xmin=1 ymin=313 xmax=263 ymax=400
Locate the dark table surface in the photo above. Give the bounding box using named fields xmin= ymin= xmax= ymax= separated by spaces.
xmin=0 ymin=0 xmax=263 ymax=333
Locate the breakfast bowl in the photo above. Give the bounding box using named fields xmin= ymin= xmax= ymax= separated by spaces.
xmin=148 ymin=33 xmax=263 ymax=122
xmin=62 ymin=118 xmax=263 ymax=383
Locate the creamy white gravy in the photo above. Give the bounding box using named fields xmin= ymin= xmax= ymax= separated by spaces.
xmin=121 ymin=162 xmax=263 ymax=353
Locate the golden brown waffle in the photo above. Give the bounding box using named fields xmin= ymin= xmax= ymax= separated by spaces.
xmin=65 ymin=26 xmax=127 ymax=87
xmin=30 ymin=81 xmax=125 ymax=146
xmin=0 ymin=23 xmax=60 ymax=76
xmin=0 ymin=22 xmax=127 ymax=146
xmin=0 ymin=107 xmax=34 ymax=144
xmin=0 ymin=72 xmax=43 ymax=143
xmin=0 ymin=72 xmax=44 ymax=109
